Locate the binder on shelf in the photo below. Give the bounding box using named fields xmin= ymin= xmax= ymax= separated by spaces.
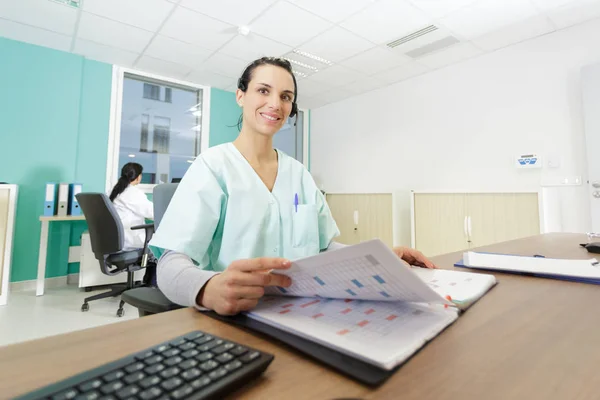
xmin=68 ymin=183 xmax=82 ymax=216
xmin=43 ymin=183 xmax=58 ymax=216
xmin=57 ymin=183 xmax=69 ymax=217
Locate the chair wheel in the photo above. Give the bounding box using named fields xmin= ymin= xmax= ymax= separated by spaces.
xmin=81 ymin=303 xmax=89 ymax=312
xmin=117 ymin=308 xmax=124 ymax=317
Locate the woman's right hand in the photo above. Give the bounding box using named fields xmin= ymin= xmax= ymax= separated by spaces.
xmin=197 ymin=257 xmax=292 ymax=315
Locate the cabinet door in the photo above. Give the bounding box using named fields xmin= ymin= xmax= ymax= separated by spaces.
xmin=413 ymin=193 xmax=468 ymax=257
xmin=466 ymin=193 xmax=540 ymax=248
xmin=326 ymin=194 xmax=393 ymax=247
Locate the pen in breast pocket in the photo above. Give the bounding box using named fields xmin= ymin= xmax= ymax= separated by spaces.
xmin=294 ymin=193 xmax=298 ymax=213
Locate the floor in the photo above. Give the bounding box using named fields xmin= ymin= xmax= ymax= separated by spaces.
xmin=0 ymin=285 xmax=139 ymax=348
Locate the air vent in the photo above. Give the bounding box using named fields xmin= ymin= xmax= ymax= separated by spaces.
xmin=387 ymin=25 xmax=439 ymax=48
xmin=49 ymin=0 xmax=81 ymax=8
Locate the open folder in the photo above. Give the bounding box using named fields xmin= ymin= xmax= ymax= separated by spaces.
xmin=204 ymin=239 xmax=497 ymax=385
xmin=455 ymin=251 xmax=600 ymax=284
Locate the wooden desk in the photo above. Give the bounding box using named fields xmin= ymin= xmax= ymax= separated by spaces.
xmin=36 ymin=215 xmax=85 ymax=296
xmin=3 ymin=233 xmax=600 ymax=400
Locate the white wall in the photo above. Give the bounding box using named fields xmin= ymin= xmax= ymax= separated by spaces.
xmin=311 ymin=18 xmax=600 ymax=247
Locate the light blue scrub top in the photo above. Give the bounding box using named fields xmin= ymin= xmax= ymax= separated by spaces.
xmin=149 ymin=142 xmax=340 ymax=271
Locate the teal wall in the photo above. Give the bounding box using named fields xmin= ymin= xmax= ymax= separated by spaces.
xmin=0 ymin=37 xmax=112 ymax=282
xmin=209 ymin=88 xmax=240 ymax=146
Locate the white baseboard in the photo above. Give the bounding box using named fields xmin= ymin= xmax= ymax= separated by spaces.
xmin=10 ymin=274 xmax=80 ymax=292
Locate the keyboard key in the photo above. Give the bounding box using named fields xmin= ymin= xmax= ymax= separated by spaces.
xmin=139 ymin=375 xmax=161 ymax=389
xmin=164 ymin=356 xmax=183 ymax=367
xmin=100 ymin=381 xmax=124 ymax=395
xmin=169 ymin=338 xmax=187 ymax=347
xmin=208 ymin=367 xmax=229 ymax=381
xmin=123 ymin=371 xmax=145 ymax=385
xmin=195 ymin=352 xmax=213 ymax=362
xmin=170 ymin=384 xmax=194 ymax=399
xmin=181 ymin=349 xmax=199 ymax=359
xmin=211 ymin=344 xmax=230 ymax=355
xmin=230 ymin=345 xmax=248 ymax=356
xmin=124 ymin=362 xmax=145 ymax=374
xmin=74 ymin=391 xmax=100 ymax=400
xmin=154 ymin=344 xmax=170 ymax=353
xmin=159 ymin=366 xmax=180 ymax=379
xmin=138 ymin=387 xmax=162 ymax=400
xmin=240 ymin=351 xmax=261 ymax=363
xmin=198 ymin=339 xmax=222 ymax=352
xmin=162 ymin=348 xmax=181 ymax=358
xmin=199 ymin=360 xmax=219 ymax=372
xmin=178 ymin=342 xmax=196 ymax=351
xmin=190 ymin=376 xmax=212 ymax=390
xmin=144 ymin=363 xmax=165 ymax=375
xmin=135 ymin=350 xmax=154 ymax=361
xmin=51 ymin=388 xmax=78 ymax=399
xmin=102 ymin=370 xmax=125 ymax=382
xmin=179 ymin=359 xmax=198 ymax=370
xmin=184 ymin=332 xmax=204 ymax=341
xmin=161 ymin=377 xmax=183 ymax=392
xmin=78 ymin=379 xmax=102 ymax=392
xmin=144 ymin=354 xmax=163 ymax=365
xmin=181 ymin=367 xmax=202 ymax=381
xmin=193 ymin=335 xmax=213 ymax=345
xmin=224 ymin=360 xmax=243 ymax=372
xmin=216 ymin=352 xmax=234 ymax=363
xmin=115 ymin=385 xmax=140 ymax=399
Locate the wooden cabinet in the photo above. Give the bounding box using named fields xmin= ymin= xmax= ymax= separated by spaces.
xmin=411 ymin=192 xmax=541 ymax=257
xmin=325 ymin=193 xmax=394 ymax=247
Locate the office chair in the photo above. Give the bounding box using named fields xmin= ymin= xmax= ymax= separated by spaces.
xmin=76 ymin=193 xmax=155 ymax=317
xmin=121 ymin=183 xmax=185 ymax=317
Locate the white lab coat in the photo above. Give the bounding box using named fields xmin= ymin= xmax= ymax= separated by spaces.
xmin=112 ymin=185 xmax=154 ymax=249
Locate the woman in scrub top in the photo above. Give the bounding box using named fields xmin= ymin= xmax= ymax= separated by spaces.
xmin=149 ymin=57 xmax=436 ymax=316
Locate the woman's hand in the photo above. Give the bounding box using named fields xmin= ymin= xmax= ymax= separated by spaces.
xmin=198 ymin=257 xmax=292 ymax=315
xmin=393 ymin=247 xmax=438 ymax=269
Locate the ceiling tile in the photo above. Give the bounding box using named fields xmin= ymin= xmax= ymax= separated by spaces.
xmin=547 ymin=0 xmax=600 ymax=29
xmin=77 ymin=12 xmax=154 ymax=53
xmin=161 ymin=6 xmax=237 ymax=50
xmin=317 ymin=87 xmax=356 ymax=105
xmin=407 ymin=0 xmax=479 ymax=18
xmin=530 ymin=0 xmax=590 ymax=11
xmin=250 ymin=1 xmax=332 ymax=47
xmin=219 ymin=34 xmax=292 ymax=63
xmin=179 ymin=0 xmax=277 ymax=25
xmin=439 ymin=0 xmax=539 ymax=39
xmin=73 ymin=39 xmax=140 ymax=67
xmin=344 ymin=76 xmax=388 ymax=94
xmin=372 ymin=61 xmax=430 ymax=84
xmin=298 ymin=95 xmax=329 ymax=109
xmin=135 ymin=55 xmax=193 ymax=80
xmin=341 ymin=46 xmax=412 ymax=75
xmin=0 ymin=18 xmax=72 ymax=52
xmin=288 ymin=0 xmax=374 ymax=23
xmin=82 ymin=0 xmax=175 ymax=31
xmin=298 ymin=26 xmax=375 ymax=63
xmin=416 ymin=42 xmax=483 ymax=69
xmin=198 ymin=52 xmax=249 ymax=78
xmin=297 ymin=77 xmax=335 ymax=97
xmin=0 ymin=0 xmax=78 ymax=35
xmin=341 ymin=0 xmax=432 ymax=44
xmin=309 ymin=65 xmax=365 ymax=87
xmin=472 ymin=15 xmax=556 ymax=51
xmin=145 ymin=35 xmax=212 ymax=69
xmin=187 ymin=69 xmax=236 ymax=89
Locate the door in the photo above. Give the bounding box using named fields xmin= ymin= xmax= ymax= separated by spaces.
xmin=413 ymin=193 xmax=468 ymax=257
xmin=466 ymin=193 xmax=540 ymax=248
xmin=326 ymin=194 xmax=394 ymax=247
xmin=582 ymin=63 xmax=600 ymax=232
xmin=273 ymin=110 xmax=305 ymax=164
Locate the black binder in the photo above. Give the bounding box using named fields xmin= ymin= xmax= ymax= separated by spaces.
xmin=202 ymin=311 xmax=399 ymax=386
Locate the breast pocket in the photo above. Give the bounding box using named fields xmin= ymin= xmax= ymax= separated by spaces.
xmin=292 ymin=204 xmax=319 ymax=250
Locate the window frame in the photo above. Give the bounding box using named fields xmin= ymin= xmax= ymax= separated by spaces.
xmin=106 ymin=66 xmax=211 ymax=194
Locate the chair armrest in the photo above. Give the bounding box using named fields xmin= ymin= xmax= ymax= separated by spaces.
xmin=131 ymin=223 xmax=154 ymax=230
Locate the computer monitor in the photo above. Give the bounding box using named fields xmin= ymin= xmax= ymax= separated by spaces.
xmin=171 ymin=178 xmax=182 ymax=183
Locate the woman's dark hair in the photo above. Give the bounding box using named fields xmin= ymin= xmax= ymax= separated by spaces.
xmin=235 ymin=57 xmax=298 ymax=130
xmin=109 ymin=162 xmax=143 ymax=201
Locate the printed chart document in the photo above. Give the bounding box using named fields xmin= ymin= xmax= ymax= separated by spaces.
xmin=244 ymin=240 xmax=497 ymax=370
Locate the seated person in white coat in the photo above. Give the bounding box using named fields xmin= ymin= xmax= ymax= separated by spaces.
xmin=149 ymin=57 xmax=437 ymax=316
xmin=109 ymin=162 xmax=154 ymax=249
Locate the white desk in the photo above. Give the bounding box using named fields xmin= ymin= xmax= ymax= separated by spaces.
xmin=36 ymin=215 xmax=85 ymax=296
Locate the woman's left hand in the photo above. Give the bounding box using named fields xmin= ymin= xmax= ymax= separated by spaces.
xmin=393 ymin=247 xmax=438 ymax=269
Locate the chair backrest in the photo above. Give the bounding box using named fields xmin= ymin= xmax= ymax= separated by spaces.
xmin=152 ymin=183 xmax=179 ymax=229
xmin=76 ymin=193 xmax=124 ymax=258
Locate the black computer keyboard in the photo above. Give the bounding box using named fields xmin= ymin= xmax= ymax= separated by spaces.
xmin=16 ymin=330 xmax=274 ymax=400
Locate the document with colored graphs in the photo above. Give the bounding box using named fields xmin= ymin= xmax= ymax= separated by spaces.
xmin=248 ymin=239 xmax=497 ymax=370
